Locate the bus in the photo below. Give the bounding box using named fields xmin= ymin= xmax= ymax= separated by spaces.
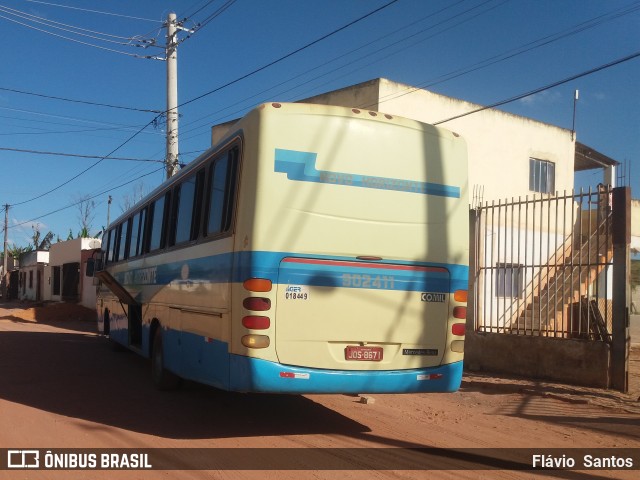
xmin=91 ymin=102 xmax=469 ymax=394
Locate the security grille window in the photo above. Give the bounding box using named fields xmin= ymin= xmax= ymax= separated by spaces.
xmin=495 ymin=263 xmax=524 ymax=298
xmin=529 ymin=158 xmax=555 ymax=194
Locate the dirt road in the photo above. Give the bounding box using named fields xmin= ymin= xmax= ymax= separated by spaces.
xmin=0 ymin=302 xmax=638 ymax=479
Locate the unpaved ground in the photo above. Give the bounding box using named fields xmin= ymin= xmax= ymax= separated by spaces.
xmin=0 ymin=301 xmax=638 ymax=480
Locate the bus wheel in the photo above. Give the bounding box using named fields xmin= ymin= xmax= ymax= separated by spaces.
xmin=151 ymin=328 xmax=182 ymax=390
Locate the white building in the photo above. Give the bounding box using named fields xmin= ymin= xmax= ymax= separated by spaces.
xmin=43 ymin=237 xmax=101 ymax=309
xmin=17 ymin=250 xmax=49 ymax=301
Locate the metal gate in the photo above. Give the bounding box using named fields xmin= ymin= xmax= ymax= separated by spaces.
xmin=472 ymin=187 xmax=613 ymax=341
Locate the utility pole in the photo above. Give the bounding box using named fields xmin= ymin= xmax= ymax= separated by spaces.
xmin=165 ymin=12 xmax=179 ymax=179
xmin=106 ymin=195 xmax=112 ymax=228
xmin=2 ymin=204 xmax=8 ymax=300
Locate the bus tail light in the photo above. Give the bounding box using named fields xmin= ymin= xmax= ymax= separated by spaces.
xmin=243 ymin=278 xmax=272 ymax=292
xmin=243 ymin=297 xmax=271 ymax=311
xmin=241 ymin=335 xmax=270 ymax=349
xmin=452 ymin=323 xmax=466 ymax=336
xmin=453 ymin=306 xmax=467 ymax=319
xmin=454 ymin=290 xmax=468 ymax=302
xmin=242 ymin=316 xmax=270 ymax=330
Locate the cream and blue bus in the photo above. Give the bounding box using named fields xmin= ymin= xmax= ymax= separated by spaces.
xmin=92 ymin=102 xmax=469 ymax=394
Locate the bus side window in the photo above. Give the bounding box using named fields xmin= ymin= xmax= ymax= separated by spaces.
xmin=128 ymin=208 xmax=147 ymax=258
xmin=118 ymin=220 xmax=130 ymax=261
xmin=105 ymin=229 xmax=115 ymax=264
xmin=148 ymin=194 xmax=169 ymax=252
xmin=172 ymin=170 xmax=204 ymax=245
xmin=206 ymin=148 xmax=237 ymax=236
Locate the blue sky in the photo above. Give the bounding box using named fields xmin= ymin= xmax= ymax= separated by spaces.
xmin=0 ymin=0 xmax=638 ymax=247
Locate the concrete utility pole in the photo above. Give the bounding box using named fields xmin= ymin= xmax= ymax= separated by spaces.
xmin=106 ymin=195 xmax=112 ymax=228
xmin=2 ymin=204 xmax=8 ymax=300
xmin=165 ymin=12 xmax=179 ymax=179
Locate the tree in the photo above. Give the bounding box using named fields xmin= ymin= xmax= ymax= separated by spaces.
xmin=75 ymin=194 xmax=96 ymax=237
xmin=120 ymin=181 xmax=147 ymax=213
xmin=7 ymin=243 xmax=33 ymax=259
xmin=31 ymin=224 xmax=54 ymax=250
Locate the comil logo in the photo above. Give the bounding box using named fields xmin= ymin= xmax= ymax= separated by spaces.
xmin=421 ymin=292 xmax=445 ymax=302
xmin=8 ymin=450 xmax=40 ymax=469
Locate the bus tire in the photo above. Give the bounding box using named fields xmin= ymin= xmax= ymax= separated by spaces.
xmin=151 ymin=328 xmax=182 ymax=390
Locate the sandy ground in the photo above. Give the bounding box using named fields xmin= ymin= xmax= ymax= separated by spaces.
xmin=0 ymin=301 xmax=638 ymax=480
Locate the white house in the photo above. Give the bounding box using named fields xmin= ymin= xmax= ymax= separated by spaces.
xmin=17 ymin=250 xmax=49 ymax=301
xmin=44 ymin=237 xmax=101 ymax=309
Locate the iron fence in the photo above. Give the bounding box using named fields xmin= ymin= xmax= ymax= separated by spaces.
xmin=473 ymin=187 xmax=613 ymax=341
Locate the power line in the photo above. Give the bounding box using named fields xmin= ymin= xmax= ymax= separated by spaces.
xmin=179 ymin=0 xmax=219 ymax=20
xmin=8 ymin=166 xmax=165 ymax=230
xmin=179 ymin=0 xmax=472 ymax=135
xmin=369 ymin=0 xmax=640 ymax=110
xmin=0 ymin=147 xmax=164 ymax=163
xmin=178 ymin=0 xmax=238 ymax=43
xmin=24 ymin=0 xmax=162 ymax=23
xmin=178 ymin=0 xmax=400 ymax=109
xmin=0 ymin=106 xmax=164 ymax=136
xmin=10 ymin=115 xmax=161 ymax=207
xmin=0 ymin=9 xmax=164 ymax=59
xmin=0 ymin=4 xmax=150 ymax=44
xmin=0 ymin=86 xmax=162 ymax=114
xmin=433 ymin=50 xmax=640 ymax=125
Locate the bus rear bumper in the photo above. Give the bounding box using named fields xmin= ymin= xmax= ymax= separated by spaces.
xmin=229 ymin=355 xmax=463 ymax=394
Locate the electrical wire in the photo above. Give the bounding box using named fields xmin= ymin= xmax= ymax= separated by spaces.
xmin=10 ymin=114 xmax=162 ymax=207
xmin=368 ymin=0 xmax=640 ymax=110
xmin=177 ymin=0 xmax=400 ymax=109
xmin=178 ymin=0 xmax=237 ymax=43
xmin=0 ymin=86 xmax=161 ymax=114
xmin=179 ymin=0 xmax=471 ymax=134
xmin=432 ymin=50 xmax=640 ymax=125
xmin=0 ymin=147 xmax=164 ymax=163
xmin=179 ymin=0 xmax=219 ymax=20
xmin=0 ymin=12 xmax=164 ymax=59
xmin=8 ymin=166 xmax=165 ymax=230
xmin=24 ymin=0 xmax=161 ymax=23
xmin=0 ymin=106 xmax=164 ymax=136
xmin=0 ymin=4 xmax=151 ymax=44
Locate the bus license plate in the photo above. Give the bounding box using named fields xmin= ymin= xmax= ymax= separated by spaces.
xmin=345 ymin=346 xmax=383 ymax=361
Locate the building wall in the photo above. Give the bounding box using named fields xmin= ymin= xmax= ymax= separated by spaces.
xmin=19 ymin=265 xmax=45 ymax=301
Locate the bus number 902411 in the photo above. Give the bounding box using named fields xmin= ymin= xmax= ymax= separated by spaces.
xmin=341 ymin=274 xmax=394 ymax=289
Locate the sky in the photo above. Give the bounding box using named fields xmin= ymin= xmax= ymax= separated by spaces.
xmin=0 ymin=0 xmax=638 ymax=248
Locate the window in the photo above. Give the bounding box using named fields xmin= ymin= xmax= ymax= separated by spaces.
xmin=29 ymin=270 xmax=33 ymax=289
xmin=128 ymin=208 xmax=147 ymax=258
xmin=117 ymin=221 xmax=129 ymax=261
xmin=496 ymin=263 xmax=524 ymax=298
xmin=171 ymin=170 xmax=204 ymax=245
xmin=105 ymin=229 xmax=115 ymax=264
xmin=529 ymin=158 xmax=555 ymax=194
xmin=206 ymin=148 xmax=238 ymax=236
xmin=148 ymin=194 xmax=169 ymax=252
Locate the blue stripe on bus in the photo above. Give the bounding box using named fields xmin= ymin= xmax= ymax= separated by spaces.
xmin=274 ymin=148 xmax=461 ymax=198
xmin=111 ymin=251 xmax=469 ymax=296
xmin=229 ymin=355 xmax=463 ymax=394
